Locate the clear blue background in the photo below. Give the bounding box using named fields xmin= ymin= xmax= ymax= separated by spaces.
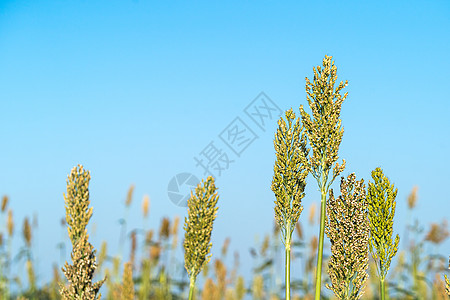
xmin=1 ymin=0 xmax=449 ymax=290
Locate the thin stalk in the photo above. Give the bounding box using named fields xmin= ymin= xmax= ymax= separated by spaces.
xmin=188 ymin=276 xmax=195 ymax=300
xmin=314 ymin=182 xmax=327 ymax=300
xmin=379 ymin=278 xmax=385 ymax=300
xmin=285 ymin=223 xmax=292 ymax=300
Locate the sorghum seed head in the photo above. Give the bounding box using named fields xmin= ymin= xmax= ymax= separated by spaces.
xmin=125 ymin=184 xmax=134 ymax=207
xmin=23 ymin=217 xmax=32 ymax=247
xmin=407 ymin=186 xmax=418 ymax=209
xmin=424 ymin=220 xmax=449 ymax=245
xmin=1 ymin=195 xmax=8 ymax=212
xmin=159 ymin=217 xmax=170 ymax=240
xmin=141 ymin=195 xmax=150 ymax=218
xmin=7 ymin=209 xmax=14 ymax=237
xmin=184 ymin=176 xmax=219 ymax=280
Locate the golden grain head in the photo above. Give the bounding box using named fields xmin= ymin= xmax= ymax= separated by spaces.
xmin=7 ymin=209 xmax=14 ymax=237
xmin=225 ymin=288 xmax=235 ymax=300
xmin=171 ymin=215 xmax=180 ymax=236
xmin=202 ymin=262 xmax=210 ymax=278
xmin=150 ymin=244 xmax=161 ymax=262
xmin=310 ymin=236 xmax=318 ymax=254
xmin=260 ymin=235 xmax=270 ymax=257
xmin=26 ymin=259 xmax=36 ymax=288
xmin=145 ymin=230 xmax=154 ymax=246
xmin=159 ymin=217 xmax=170 ymax=240
xmin=121 ymin=262 xmax=135 ymax=300
xmin=130 ymin=231 xmax=137 ymax=264
xmin=221 ymin=237 xmax=231 ymax=257
xmin=1 ymin=195 xmax=8 ymax=212
xmin=407 ymin=185 xmax=418 ymax=209
xmin=431 ymin=273 xmax=447 ymax=298
xmin=22 ymin=217 xmax=32 ymax=247
xmin=125 ymin=184 xmax=135 ymax=207
xmin=214 ymin=258 xmax=227 ymax=283
xmin=308 ymin=202 xmax=316 ymax=225
xmin=235 ymin=276 xmax=245 ymax=300
xmin=97 ymin=241 xmax=107 ymax=268
xmin=424 ymin=220 xmax=449 ymax=245
xmin=112 ymin=256 xmax=121 ymax=277
xmin=202 ymin=278 xmax=218 ymax=300
xmin=295 ymin=222 xmax=303 ymax=240
xmin=252 ymin=274 xmax=264 ymax=299
xmin=141 ymin=195 xmax=150 ymax=218
xmin=273 ymin=221 xmax=280 ymax=236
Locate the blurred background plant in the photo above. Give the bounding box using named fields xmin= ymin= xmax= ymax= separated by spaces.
xmin=0 ymin=183 xmax=448 ymax=299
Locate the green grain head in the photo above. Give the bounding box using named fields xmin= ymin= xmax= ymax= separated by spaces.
xmin=272 ymin=108 xmax=309 ymax=242
xmin=367 ymin=167 xmax=400 ymax=280
xmin=63 ymin=164 xmax=93 ymax=245
xmin=325 ymin=174 xmax=369 ymax=299
xmin=184 ymin=176 xmax=219 ymax=280
xmin=60 ymin=165 xmax=105 ymax=300
xmin=299 ymin=55 xmax=347 ymax=185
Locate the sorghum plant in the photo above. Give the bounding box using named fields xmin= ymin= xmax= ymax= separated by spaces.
xmin=367 ymin=167 xmax=400 ymax=300
xmin=121 ymin=262 xmax=135 ymax=300
xmin=184 ymin=176 xmax=219 ymax=300
xmin=271 ymin=108 xmax=309 ymax=300
xmin=299 ymin=55 xmax=347 ymax=300
xmin=60 ymin=165 xmax=105 ymax=300
xmin=325 ymin=174 xmax=369 ymax=300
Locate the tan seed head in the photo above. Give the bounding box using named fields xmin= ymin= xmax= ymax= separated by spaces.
xmin=125 ymin=184 xmax=135 ymax=207
xmin=141 ymin=195 xmax=150 ymax=218
xmin=1 ymin=195 xmax=8 ymax=212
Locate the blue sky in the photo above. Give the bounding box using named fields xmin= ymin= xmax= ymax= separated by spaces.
xmin=1 ymin=0 xmax=449 ymax=290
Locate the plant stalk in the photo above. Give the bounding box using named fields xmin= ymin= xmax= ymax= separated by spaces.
xmin=380 ymin=278 xmax=385 ymax=300
xmin=285 ymin=225 xmax=292 ymax=300
xmin=188 ymin=276 xmax=195 ymax=300
xmin=314 ymin=178 xmax=327 ymax=300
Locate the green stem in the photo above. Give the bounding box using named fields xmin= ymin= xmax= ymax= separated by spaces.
xmin=380 ymin=278 xmax=385 ymax=300
xmin=285 ymin=225 xmax=292 ymax=300
xmin=314 ymin=181 xmax=327 ymax=300
xmin=188 ymin=276 xmax=196 ymax=300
